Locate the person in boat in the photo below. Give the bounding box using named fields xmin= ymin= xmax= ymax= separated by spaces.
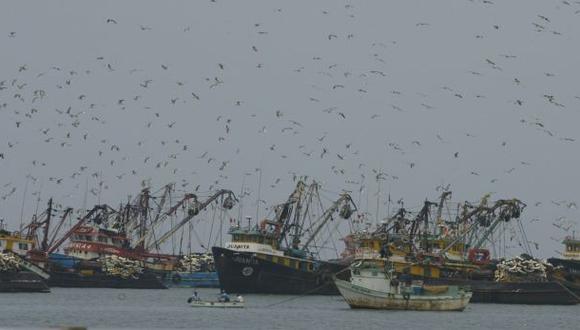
xmin=218 ymin=290 xmax=230 ymax=302
xmin=399 ymin=268 xmax=413 ymax=299
xmin=379 ymin=243 xmax=391 ymax=258
xmin=399 ymin=268 xmax=412 ymax=286
xmin=390 ymin=276 xmax=400 ymax=294
xmin=188 ymin=290 xmax=200 ymax=303
xmin=236 ymin=294 xmax=244 ymax=303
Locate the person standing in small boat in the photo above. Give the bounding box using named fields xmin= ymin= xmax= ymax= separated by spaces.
xmin=390 ymin=276 xmax=400 ymax=294
xmin=399 ymin=268 xmax=413 ymax=299
xmin=219 ymin=290 xmax=230 ymax=302
xmin=188 ymin=290 xmax=200 ymax=303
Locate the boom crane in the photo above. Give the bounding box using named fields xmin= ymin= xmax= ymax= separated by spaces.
xmin=435 ymin=191 xmax=452 ymax=223
xmin=47 ymin=204 xmax=113 ymax=254
xmin=301 ymin=192 xmax=357 ymax=252
xmin=146 ymin=189 xmax=237 ymax=251
xmin=438 ymin=198 xmax=525 ymax=256
xmin=47 ymin=206 xmax=74 ymax=249
xmin=22 ymin=199 xmax=73 ymax=251
xmin=131 ymin=191 xmax=196 ymax=249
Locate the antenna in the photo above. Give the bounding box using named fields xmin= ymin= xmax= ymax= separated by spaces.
xmin=82 ymin=175 xmax=89 ymax=214
xmin=246 ymin=216 xmax=252 ymax=229
xmin=19 ymin=176 xmax=30 ymax=232
xmin=255 ymin=168 xmax=262 ymax=221
xmin=238 ymin=173 xmax=247 ymax=227
xmin=387 ymin=186 xmax=392 ymax=221
xmin=376 ymin=174 xmax=381 ymax=226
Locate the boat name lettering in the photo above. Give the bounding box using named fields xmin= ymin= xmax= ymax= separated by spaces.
xmin=227 ymin=243 xmax=251 ymax=250
xmin=232 ymin=256 xmax=258 ymax=265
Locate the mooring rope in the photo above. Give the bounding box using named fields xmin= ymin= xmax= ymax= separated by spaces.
xmin=262 ymin=265 xmax=350 ymax=308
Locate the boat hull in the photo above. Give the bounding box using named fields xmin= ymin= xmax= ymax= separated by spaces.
xmin=548 ymin=257 xmax=580 ymax=274
xmin=429 ymin=279 xmax=578 ymax=305
xmin=212 ymin=246 xmax=347 ymax=295
xmin=47 ymin=271 xmax=167 ymax=289
xmin=334 ymin=278 xmax=471 ymax=311
xmin=547 ymin=257 xmax=580 ymax=296
xmin=0 ymin=271 xmax=50 ymax=293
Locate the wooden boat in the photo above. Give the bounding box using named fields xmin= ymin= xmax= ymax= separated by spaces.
xmin=23 ymin=190 xmax=234 ymax=289
xmin=335 ymin=279 xmax=471 ymax=311
xmin=334 ymin=259 xmax=472 ymax=311
xmin=188 ymin=300 xmax=244 ymax=308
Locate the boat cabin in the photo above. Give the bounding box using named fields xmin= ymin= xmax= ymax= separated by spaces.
xmin=0 ymin=220 xmax=35 ymax=256
xmin=64 ymin=225 xmax=132 ymax=260
xmin=562 ymin=236 xmax=580 ymax=260
xmin=225 ymin=226 xmax=284 ymax=256
xmin=425 ymin=238 xmax=470 ymax=262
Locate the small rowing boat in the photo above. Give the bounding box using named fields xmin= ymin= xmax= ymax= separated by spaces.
xmin=189 ymin=300 xmax=244 ymax=308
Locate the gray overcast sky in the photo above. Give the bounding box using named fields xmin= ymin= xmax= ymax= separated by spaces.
xmin=1 ymin=0 xmax=579 ymax=258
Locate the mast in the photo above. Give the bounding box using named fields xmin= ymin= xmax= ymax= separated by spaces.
xmin=376 ymin=174 xmax=381 ymax=226
xmin=19 ymin=176 xmax=30 ymax=232
xmin=436 ymin=191 xmax=452 ymax=224
xmin=276 ymin=181 xmax=305 ymax=247
xmin=138 ymin=188 xmax=150 ymax=250
xmin=439 ymin=198 xmax=525 ymax=255
xmin=47 ymin=204 xmax=110 ymax=254
xmin=256 ymin=168 xmax=262 ymax=222
xmin=41 ymin=198 xmax=53 ymax=251
xmin=291 ymin=181 xmax=311 ymax=249
xmin=47 ymin=207 xmax=73 ymax=249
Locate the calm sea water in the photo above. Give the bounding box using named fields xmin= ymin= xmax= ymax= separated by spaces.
xmin=0 ymin=288 xmax=578 ymax=329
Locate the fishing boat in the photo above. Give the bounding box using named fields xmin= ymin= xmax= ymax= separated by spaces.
xmin=23 ymin=202 xmax=166 ymax=289
xmin=0 ymin=220 xmax=50 ymax=293
xmin=25 ymin=188 xmax=236 ymax=289
xmin=430 ymin=255 xmax=579 ymax=305
xmin=343 ymin=192 xmax=578 ymax=304
xmin=334 ymin=258 xmax=472 ymax=311
xmin=213 ymin=180 xmax=357 ymax=295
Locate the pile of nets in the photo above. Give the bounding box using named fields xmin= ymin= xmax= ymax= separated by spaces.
xmin=177 ymin=253 xmax=215 ymax=272
xmin=0 ymin=252 xmax=22 ymax=272
xmin=100 ymin=255 xmax=144 ymax=279
xmin=494 ymin=255 xmax=553 ymax=282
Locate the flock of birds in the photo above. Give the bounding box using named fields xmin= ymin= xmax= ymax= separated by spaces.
xmin=0 ymin=0 xmax=579 ymax=257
